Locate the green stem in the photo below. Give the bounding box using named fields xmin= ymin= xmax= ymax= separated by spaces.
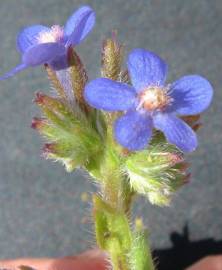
xmin=93 ymin=194 xmax=132 ymax=270
xmin=92 ymin=128 xmax=155 ymax=270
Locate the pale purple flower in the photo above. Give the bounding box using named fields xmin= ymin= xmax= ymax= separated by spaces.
xmin=0 ymin=5 xmax=95 ymax=79
xmin=84 ymin=49 xmax=213 ymax=152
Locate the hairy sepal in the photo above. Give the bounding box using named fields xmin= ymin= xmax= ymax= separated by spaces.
xmin=67 ymin=47 xmax=90 ymax=112
xmin=33 ymin=92 xmax=104 ymax=172
xmin=101 ymin=31 xmax=124 ymax=81
xmin=125 ymin=143 xmax=188 ymax=206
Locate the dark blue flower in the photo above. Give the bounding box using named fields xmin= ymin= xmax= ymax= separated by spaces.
xmin=84 ymin=49 xmax=213 ymax=152
xmin=0 ymin=5 xmax=95 ymax=79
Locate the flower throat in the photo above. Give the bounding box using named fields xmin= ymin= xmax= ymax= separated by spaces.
xmin=138 ymin=86 xmax=172 ymax=111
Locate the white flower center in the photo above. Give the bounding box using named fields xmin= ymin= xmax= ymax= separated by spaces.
xmin=138 ymin=85 xmax=172 ymax=111
xmin=37 ymin=25 xmax=64 ymax=43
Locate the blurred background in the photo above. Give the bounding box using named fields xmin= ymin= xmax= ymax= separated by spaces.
xmin=0 ymin=0 xmax=221 ymax=269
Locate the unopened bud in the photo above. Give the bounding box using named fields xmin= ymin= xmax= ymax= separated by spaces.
xmin=43 ymin=143 xmax=56 ymax=154
xmin=101 ymin=31 xmax=124 ymax=80
xmin=31 ymin=117 xmax=46 ymax=130
xmin=167 ymin=153 xmax=184 ymax=166
xmin=192 ymin=123 xmax=202 ymax=131
xmin=67 ymin=47 xmax=89 ymax=113
xmin=125 ymin=145 xmax=189 ymax=206
xmin=34 ymin=92 xmax=45 ymax=105
xmin=183 ymin=173 xmax=191 ymax=184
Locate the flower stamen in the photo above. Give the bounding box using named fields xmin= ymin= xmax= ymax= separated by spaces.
xmin=37 ymin=25 xmax=64 ymax=44
xmin=137 ymin=85 xmax=172 ymax=111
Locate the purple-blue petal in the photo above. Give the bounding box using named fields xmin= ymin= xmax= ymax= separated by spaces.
xmin=0 ymin=63 xmax=28 ymax=80
xmin=22 ymin=43 xmax=66 ymax=66
xmin=65 ymin=6 xmax=95 ymax=46
xmin=84 ymin=78 xmax=136 ymax=111
xmin=49 ymin=53 xmax=68 ymax=70
xmin=153 ymin=113 xmax=198 ymax=152
xmin=115 ymin=110 xmax=153 ymax=151
xmin=168 ymin=75 xmax=213 ymax=115
xmin=17 ymin=25 xmax=50 ymax=53
xmin=127 ymin=49 xmax=168 ymax=92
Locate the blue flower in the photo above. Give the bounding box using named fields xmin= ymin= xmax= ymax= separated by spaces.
xmin=84 ymin=49 xmax=213 ymax=152
xmin=0 ymin=5 xmax=95 ymax=80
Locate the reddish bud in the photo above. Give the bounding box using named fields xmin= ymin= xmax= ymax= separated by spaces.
xmin=167 ymin=153 xmax=184 ymax=166
xmin=67 ymin=46 xmax=73 ymax=64
xmin=43 ymin=143 xmax=56 ymax=154
xmin=178 ymin=162 xmax=190 ymax=172
xmin=182 ymin=115 xmax=200 ymax=125
xmin=192 ymin=123 xmax=203 ymax=131
xmin=181 ymin=115 xmax=202 ymax=131
xmin=34 ymin=92 xmax=47 ymax=105
xmin=31 ymin=117 xmax=46 ymax=130
xmin=183 ymin=173 xmax=191 ymax=184
xmin=67 ymin=46 xmax=83 ymax=69
xmin=122 ymin=148 xmax=130 ymax=156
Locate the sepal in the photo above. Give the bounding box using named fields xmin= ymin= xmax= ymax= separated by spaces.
xmin=67 ymin=47 xmax=89 ymax=112
xmin=125 ymin=143 xmax=189 ymax=206
xmin=101 ymin=31 xmax=124 ymax=80
xmin=33 ymin=92 xmax=104 ymax=172
xmin=45 ymin=64 xmax=67 ymax=100
xmin=181 ymin=114 xmax=202 ymax=131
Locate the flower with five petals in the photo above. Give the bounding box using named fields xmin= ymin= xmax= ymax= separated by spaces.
xmin=0 ymin=5 xmax=95 ymax=79
xmin=84 ymin=49 xmax=213 ymax=152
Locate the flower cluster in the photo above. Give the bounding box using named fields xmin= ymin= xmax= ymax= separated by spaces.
xmin=0 ymin=4 xmax=214 ymax=193
xmin=0 ymin=5 xmax=213 ymax=154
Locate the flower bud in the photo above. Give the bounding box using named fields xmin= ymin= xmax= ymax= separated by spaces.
xmin=45 ymin=64 xmax=66 ymax=100
xmin=67 ymin=47 xmax=89 ymax=112
xmin=125 ymin=144 xmax=189 ymax=206
xmin=101 ymin=31 xmax=124 ymax=80
xmin=31 ymin=117 xmax=46 ymax=130
xmin=33 ymin=92 xmax=104 ymax=172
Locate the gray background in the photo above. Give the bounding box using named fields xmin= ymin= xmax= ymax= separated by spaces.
xmin=0 ymin=0 xmax=221 ymax=265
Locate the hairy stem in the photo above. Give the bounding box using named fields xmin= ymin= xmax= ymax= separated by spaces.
xmin=92 ymin=131 xmax=155 ymax=270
